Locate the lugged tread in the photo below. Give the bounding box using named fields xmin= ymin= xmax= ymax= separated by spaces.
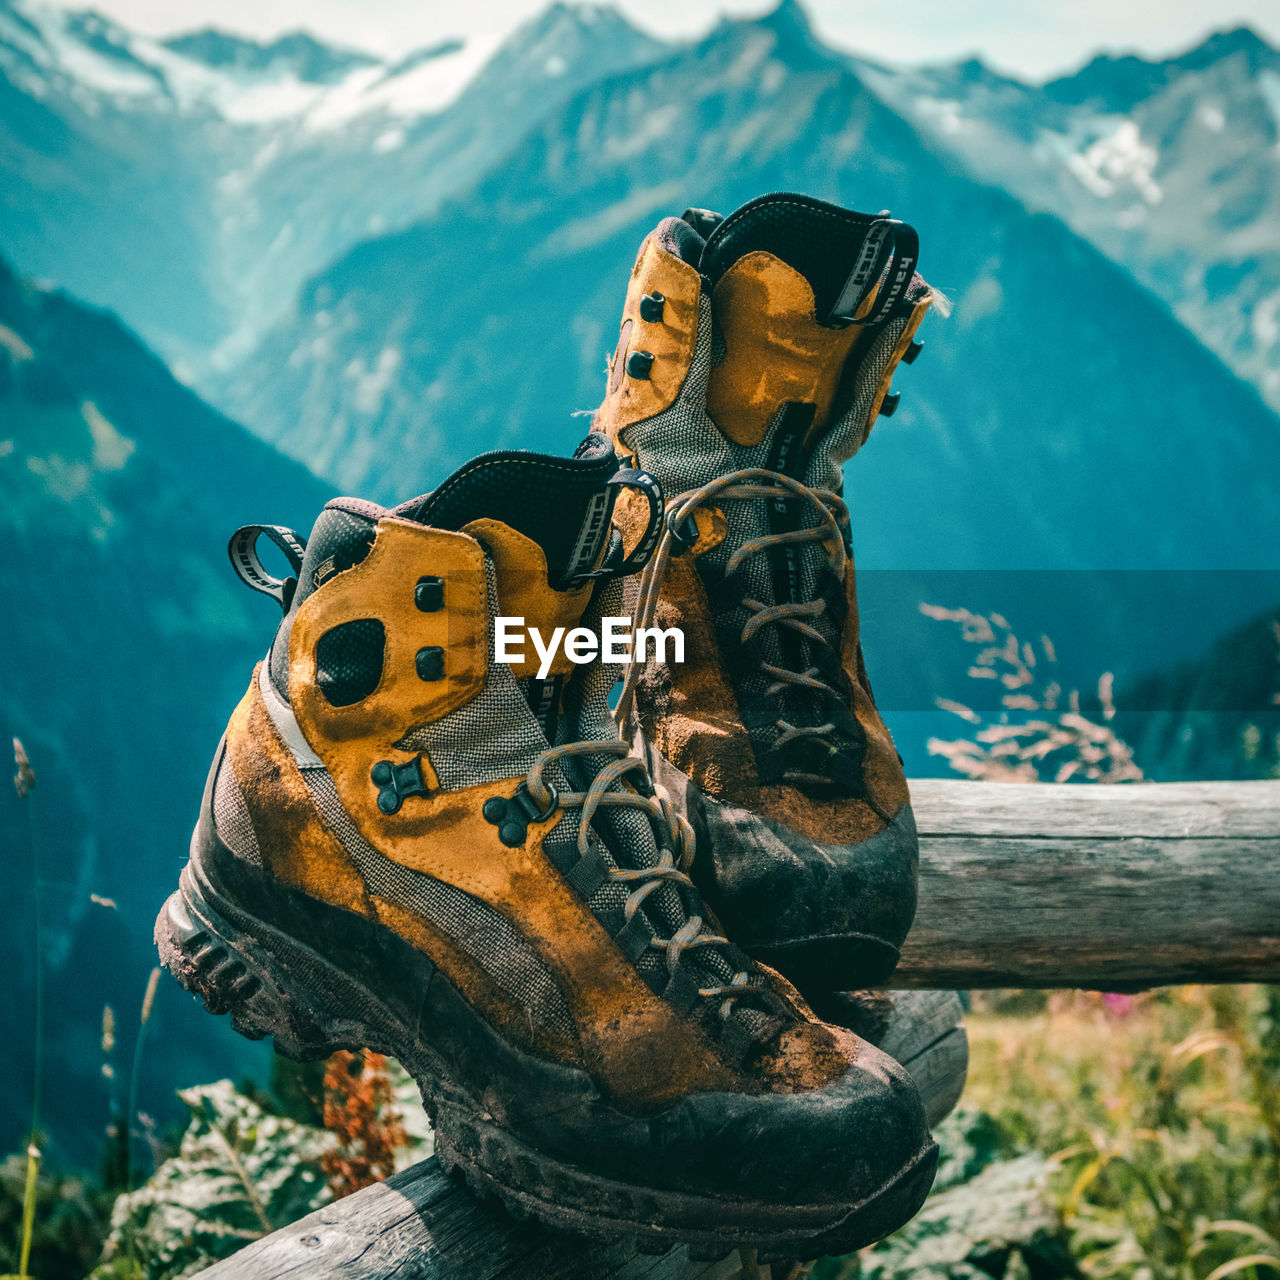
xmin=156 ymin=869 xmax=937 ymax=1258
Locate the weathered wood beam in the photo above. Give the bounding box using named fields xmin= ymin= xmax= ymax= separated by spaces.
xmin=895 ymin=778 xmax=1280 ymax=990
xmin=195 ymin=990 xmax=966 ymax=1280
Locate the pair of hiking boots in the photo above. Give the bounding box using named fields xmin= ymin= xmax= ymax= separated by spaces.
xmin=158 ymin=193 xmax=937 ymax=1259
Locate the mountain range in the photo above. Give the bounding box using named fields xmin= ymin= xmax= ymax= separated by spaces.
xmin=216 ymin=4 xmax=1280 ymax=582
xmin=0 ymin=0 xmax=666 ymax=369
xmin=2 ymin=0 xmax=1277 ymax=416
xmin=857 ymin=24 xmax=1280 ymax=416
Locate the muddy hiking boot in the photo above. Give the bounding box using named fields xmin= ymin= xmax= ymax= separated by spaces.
xmin=156 ymin=432 xmax=936 ymax=1257
xmin=596 ymin=192 xmax=937 ymax=990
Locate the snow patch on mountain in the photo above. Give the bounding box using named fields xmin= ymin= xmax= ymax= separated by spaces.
xmin=0 ymin=0 xmax=498 ymax=127
xmin=1062 ymin=119 xmax=1162 ymax=203
xmin=857 ymin=25 xmax=1280 ymax=416
xmin=346 ymin=346 xmax=402 ymax=415
xmin=303 ymin=39 xmax=501 ymax=129
xmin=0 ymin=2 xmax=158 ymax=99
xmin=1258 ymin=69 xmax=1280 ymax=136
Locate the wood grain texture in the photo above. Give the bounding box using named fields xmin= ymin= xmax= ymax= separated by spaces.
xmin=194 ymin=992 xmax=966 ymax=1280
xmin=895 ymin=779 xmax=1280 ymax=989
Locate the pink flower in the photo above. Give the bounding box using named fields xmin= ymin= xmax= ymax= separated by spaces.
xmin=1103 ymin=992 xmax=1135 ymax=1018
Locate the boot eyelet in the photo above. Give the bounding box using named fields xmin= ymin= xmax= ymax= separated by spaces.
xmin=626 ymin=350 xmax=655 ymax=380
xmin=483 ymin=782 xmax=559 ymax=846
xmin=372 ymin=757 xmax=429 ymax=814
xmin=415 ymin=646 xmax=445 ymax=680
xmin=639 ymin=292 xmax=665 ymax=322
xmin=523 ymin=781 xmax=559 ymax=823
xmin=665 ymin=507 xmax=700 ymax=555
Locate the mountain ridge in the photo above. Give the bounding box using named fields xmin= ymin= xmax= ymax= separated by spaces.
xmin=219 ymin=4 xmax=1280 ymax=579
xmin=859 ymin=20 xmax=1280 ymax=414
xmin=0 ymin=0 xmax=673 ymax=366
xmin=0 ymin=253 xmax=332 ymax=1163
xmin=160 ymin=27 xmax=381 ymax=82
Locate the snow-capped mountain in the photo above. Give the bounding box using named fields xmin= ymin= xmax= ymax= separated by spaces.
xmin=220 ymin=0 xmax=1280 ymax=582
xmin=5 ymin=0 xmax=1278 ymax=413
xmin=0 ymin=0 xmax=668 ymax=365
xmin=5 ymin=0 xmax=1276 ymax=558
xmin=858 ymin=25 xmax=1280 ymax=411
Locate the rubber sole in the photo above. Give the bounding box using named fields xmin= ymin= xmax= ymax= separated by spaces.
xmin=156 ymin=860 xmax=937 ymax=1259
xmin=645 ymin=741 xmax=915 ymax=992
xmin=747 ymin=932 xmax=902 ymax=991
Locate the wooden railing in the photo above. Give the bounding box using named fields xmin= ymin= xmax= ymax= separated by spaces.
xmin=899 ymin=779 xmax=1279 ymax=989
xmin=196 ymin=779 xmax=1280 ymax=1280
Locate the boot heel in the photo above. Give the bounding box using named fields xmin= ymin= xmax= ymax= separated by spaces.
xmin=155 ymin=868 xmax=346 ymax=1060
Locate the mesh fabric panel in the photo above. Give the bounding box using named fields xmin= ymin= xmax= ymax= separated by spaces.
xmin=302 ymin=768 xmax=577 ymax=1047
xmin=553 ymin=581 xmax=784 ymax=1038
xmin=270 ymin=502 xmax=382 ymax=697
xmin=315 ymin=618 xmax=385 ymax=707
xmin=212 ymin=754 xmax=260 ymax=864
xmin=396 ymin=565 xmax=551 ymax=784
xmin=620 ymin=293 xmax=838 ymax=751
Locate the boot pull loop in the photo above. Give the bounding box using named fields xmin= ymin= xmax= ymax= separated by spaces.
xmin=607 ymin=467 xmax=665 ymax=577
xmin=228 ymin=524 xmax=307 ymax=613
xmin=572 ymin=467 xmax=665 ymax=583
xmin=827 ymin=217 xmax=920 ymax=329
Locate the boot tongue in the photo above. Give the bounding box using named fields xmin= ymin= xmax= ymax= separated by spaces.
xmin=699 ymin=191 xmax=913 ymax=328
xmin=398 ymin=434 xmax=620 ymax=589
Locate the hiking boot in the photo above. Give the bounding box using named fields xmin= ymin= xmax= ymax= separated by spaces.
xmin=595 ymin=193 xmax=936 ymax=989
xmin=155 ymin=434 xmax=937 ymax=1257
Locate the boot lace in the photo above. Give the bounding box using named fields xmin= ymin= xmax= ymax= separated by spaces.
xmin=616 ymin=468 xmax=851 ymax=786
xmin=525 ymin=739 xmax=755 ymax=1020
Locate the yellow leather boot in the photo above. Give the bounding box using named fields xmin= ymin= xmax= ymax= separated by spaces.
xmin=597 ymin=193 xmax=936 ymax=989
xmin=156 ymin=434 xmax=936 ymax=1257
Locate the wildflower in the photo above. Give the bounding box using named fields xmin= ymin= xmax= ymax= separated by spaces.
xmin=1103 ymin=992 xmax=1135 ymax=1019
xmin=322 ymin=1050 xmax=408 ymax=1198
xmin=13 ymin=736 xmax=34 ymax=797
xmin=140 ymin=967 xmax=160 ymax=1026
xmin=922 ymin=605 xmax=1142 ymax=784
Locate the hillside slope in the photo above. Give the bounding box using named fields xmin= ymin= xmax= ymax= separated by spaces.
xmin=0 ymin=259 xmax=332 ymax=1163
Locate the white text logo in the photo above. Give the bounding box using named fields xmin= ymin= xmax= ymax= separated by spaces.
xmin=494 ymin=617 xmax=685 ymax=680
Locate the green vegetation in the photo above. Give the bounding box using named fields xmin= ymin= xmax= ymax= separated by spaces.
xmin=7 ymin=991 xmax=1276 ymax=1278
xmin=947 ymin=985 xmax=1279 ymax=1279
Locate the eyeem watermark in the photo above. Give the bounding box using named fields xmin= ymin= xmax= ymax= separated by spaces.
xmin=495 ymin=617 xmax=685 ymax=680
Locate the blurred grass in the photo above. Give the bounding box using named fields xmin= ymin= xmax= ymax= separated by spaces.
xmin=961 ymin=985 xmax=1280 ymax=1278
